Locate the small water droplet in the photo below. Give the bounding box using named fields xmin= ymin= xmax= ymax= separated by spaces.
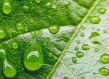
xmin=72 ymin=57 xmax=77 ymax=63
xmin=24 ymin=27 xmax=28 ymax=32
xmin=81 ymin=26 xmax=85 ymax=30
xmin=38 ymin=30 xmax=43 ymax=34
xmin=89 ymin=32 xmax=102 ymax=44
xmin=45 ymin=2 xmax=52 ymax=9
xmin=3 ymin=59 xmax=16 ymax=78
xmin=74 ymin=46 xmax=79 ymax=51
xmin=64 ymin=77 xmax=69 ymax=79
xmin=77 ymin=41 xmax=80 ymax=44
xmin=35 ymin=0 xmax=41 ymax=3
xmin=100 ymin=54 xmax=109 ymax=64
xmin=97 ymin=28 xmax=100 ymax=31
xmin=94 ymin=48 xmax=99 ymax=52
xmin=48 ymin=53 xmax=53 ymax=57
xmin=98 ymin=8 xmax=106 ymax=14
xmin=99 ymin=67 xmax=109 ymax=76
xmin=89 ymin=16 xmax=100 ymax=24
xmin=76 ymin=51 xmax=84 ymax=58
xmin=103 ymin=30 xmax=107 ymax=34
xmin=76 ymin=5 xmax=81 ymax=9
xmin=80 ymin=33 xmax=84 ymax=37
xmin=23 ymin=43 xmax=43 ymax=71
xmin=31 ymin=31 xmax=35 ymax=39
xmin=22 ymin=6 xmax=29 ymax=13
xmin=80 ymin=76 xmax=85 ymax=79
xmin=12 ymin=43 xmax=18 ymax=49
xmin=16 ymin=23 xmax=24 ymax=31
xmin=2 ymin=0 xmax=12 ymax=14
xmin=82 ymin=44 xmax=90 ymax=50
xmin=49 ymin=25 xmax=60 ymax=34
xmin=0 ymin=29 xmax=5 ymax=39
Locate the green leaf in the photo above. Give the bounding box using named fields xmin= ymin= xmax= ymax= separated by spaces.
xmin=0 ymin=0 xmax=108 ymax=79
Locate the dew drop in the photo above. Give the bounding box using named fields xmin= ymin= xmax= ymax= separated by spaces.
xmin=12 ymin=43 xmax=18 ymax=49
xmin=74 ymin=46 xmax=79 ymax=51
xmin=16 ymin=23 xmax=24 ymax=31
xmin=99 ymin=67 xmax=109 ymax=76
xmin=3 ymin=59 xmax=16 ymax=78
xmin=38 ymin=30 xmax=43 ymax=34
xmin=48 ymin=53 xmax=53 ymax=57
xmin=23 ymin=43 xmax=43 ymax=71
xmin=64 ymin=77 xmax=69 ymax=79
xmin=24 ymin=27 xmax=28 ymax=32
xmin=98 ymin=8 xmax=106 ymax=14
xmin=80 ymin=76 xmax=85 ymax=79
xmin=2 ymin=0 xmax=12 ymax=14
xmin=76 ymin=51 xmax=84 ymax=58
xmin=94 ymin=48 xmax=99 ymax=52
xmin=0 ymin=29 xmax=5 ymax=39
xmin=31 ymin=31 xmax=35 ymax=39
xmin=82 ymin=44 xmax=90 ymax=50
xmin=103 ymin=30 xmax=107 ymax=34
xmin=89 ymin=32 xmax=102 ymax=44
xmin=72 ymin=57 xmax=77 ymax=63
xmin=35 ymin=0 xmax=41 ymax=3
xmin=22 ymin=6 xmax=29 ymax=13
xmin=80 ymin=33 xmax=84 ymax=37
xmin=76 ymin=5 xmax=81 ymax=9
xmin=100 ymin=54 xmax=109 ymax=64
xmin=77 ymin=41 xmax=80 ymax=44
xmin=49 ymin=25 xmax=60 ymax=34
xmin=89 ymin=16 xmax=100 ymax=24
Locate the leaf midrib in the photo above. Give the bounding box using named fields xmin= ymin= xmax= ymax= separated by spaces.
xmin=47 ymin=0 xmax=100 ymax=79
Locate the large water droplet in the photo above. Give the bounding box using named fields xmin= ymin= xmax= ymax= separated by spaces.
xmin=82 ymin=44 xmax=90 ymax=50
xmin=35 ymin=0 xmax=41 ymax=3
xmin=89 ymin=16 xmax=100 ymax=24
xmin=0 ymin=29 xmax=5 ymax=39
xmin=89 ymin=32 xmax=102 ymax=44
xmin=76 ymin=51 xmax=84 ymax=58
xmin=2 ymin=0 xmax=12 ymax=14
xmin=12 ymin=43 xmax=18 ymax=49
xmin=49 ymin=25 xmax=60 ymax=34
xmin=100 ymin=54 xmax=109 ymax=64
xmin=99 ymin=67 xmax=109 ymax=76
xmin=72 ymin=57 xmax=77 ymax=63
xmin=23 ymin=43 xmax=43 ymax=71
xmin=98 ymin=8 xmax=106 ymax=14
xmin=3 ymin=59 xmax=16 ymax=78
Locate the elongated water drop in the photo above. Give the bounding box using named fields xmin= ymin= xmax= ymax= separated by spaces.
xmin=3 ymin=59 xmax=16 ymax=78
xmin=12 ymin=43 xmax=18 ymax=49
xmin=89 ymin=16 xmax=100 ymax=24
xmin=98 ymin=8 xmax=106 ymax=14
xmin=82 ymin=44 xmax=90 ymax=50
xmin=0 ymin=29 xmax=5 ymax=39
xmin=76 ymin=51 xmax=84 ymax=58
xmin=2 ymin=0 xmax=12 ymax=14
xmin=35 ymin=0 xmax=41 ymax=3
xmin=23 ymin=43 xmax=43 ymax=71
xmin=31 ymin=31 xmax=35 ymax=39
xmin=49 ymin=25 xmax=60 ymax=34
xmin=100 ymin=54 xmax=109 ymax=64
xmin=89 ymin=32 xmax=102 ymax=44
xmin=99 ymin=67 xmax=109 ymax=76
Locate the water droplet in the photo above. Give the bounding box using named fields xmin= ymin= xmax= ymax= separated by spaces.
xmin=80 ymin=76 xmax=85 ymax=79
xmin=89 ymin=16 xmax=100 ymax=24
xmin=49 ymin=25 xmax=60 ymax=34
xmin=3 ymin=59 xmax=16 ymax=78
xmin=100 ymin=54 xmax=109 ymax=64
xmin=81 ymin=26 xmax=85 ymax=30
xmin=23 ymin=43 xmax=43 ymax=71
xmin=35 ymin=0 xmax=41 ymax=3
xmin=0 ymin=29 xmax=5 ymax=39
xmin=74 ymin=46 xmax=79 ymax=51
xmin=2 ymin=0 xmax=12 ymax=14
xmin=94 ymin=48 xmax=99 ymax=52
xmin=98 ymin=8 xmax=106 ymax=14
xmin=103 ymin=30 xmax=107 ymax=34
xmin=64 ymin=77 xmax=69 ymax=79
xmin=31 ymin=31 xmax=35 ymax=39
xmin=76 ymin=5 xmax=81 ymax=9
xmin=22 ymin=6 xmax=29 ymax=13
xmin=72 ymin=57 xmax=77 ymax=63
xmin=76 ymin=51 xmax=84 ymax=58
xmin=80 ymin=33 xmax=84 ymax=37
xmin=30 ymin=19 xmax=34 ymax=23
xmin=89 ymin=32 xmax=102 ymax=44
xmin=99 ymin=67 xmax=109 ymax=76
xmin=16 ymin=23 xmax=24 ymax=31
xmin=24 ymin=27 xmax=28 ymax=32
xmin=48 ymin=53 xmax=53 ymax=57
xmin=12 ymin=43 xmax=18 ymax=49
xmin=77 ymin=41 xmax=80 ymax=44
xmin=45 ymin=2 xmax=52 ymax=9
xmin=82 ymin=44 xmax=90 ymax=50
xmin=38 ymin=30 xmax=43 ymax=34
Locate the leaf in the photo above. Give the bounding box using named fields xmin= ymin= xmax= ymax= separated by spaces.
xmin=0 ymin=0 xmax=108 ymax=79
